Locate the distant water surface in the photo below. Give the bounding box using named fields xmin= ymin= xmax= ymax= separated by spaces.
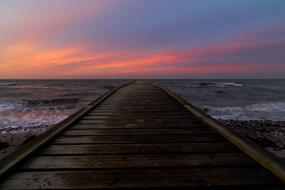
xmin=154 ymin=79 xmax=285 ymax=121
xmin=0 ymin=80 xmax=128 ymax=132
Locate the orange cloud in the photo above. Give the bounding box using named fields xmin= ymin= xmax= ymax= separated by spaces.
xmin=0 ymin=42 xmax=84 ymax=78
xmin=1 ymin=37 xmax=284 ymax=78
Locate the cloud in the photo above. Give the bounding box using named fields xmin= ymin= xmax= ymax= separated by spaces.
xmin=1 ymin=32 xmax=284 ymax=79
xmin=2 ymin=32 xmax=285 ymax=79
xmin=235 ymin=24 xmax=285 ymax=42
xmin=0 ymin=42 xmax=86 ymax=78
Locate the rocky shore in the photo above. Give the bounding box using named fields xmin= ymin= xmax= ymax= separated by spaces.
xmin=0 ymin=125 xmax=51 ymax=160
xmin=221 ymin=119 xmax=285 ymax=159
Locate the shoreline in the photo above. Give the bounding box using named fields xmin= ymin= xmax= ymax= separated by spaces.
xmin=0 ymin=125 xmax=51 ymax=160
xmin=221 ymin=119 xmax=285 ymax=159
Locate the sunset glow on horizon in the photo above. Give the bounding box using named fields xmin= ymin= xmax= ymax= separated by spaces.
xmin=1 ymin=0 xmax=285 ymax=79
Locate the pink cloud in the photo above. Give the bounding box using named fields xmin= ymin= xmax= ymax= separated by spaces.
xmin=1 ymin=29 xmax=284 ymax=78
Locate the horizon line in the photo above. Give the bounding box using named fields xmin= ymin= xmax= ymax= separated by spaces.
xmin=1 ymin=78 xmax=285 ymax=80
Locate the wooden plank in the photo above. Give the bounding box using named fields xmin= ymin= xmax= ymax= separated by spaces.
xmin=89 ymin=110 xmax=190 ymax=114
xmin=97 ymin=105 xmax=183 ymax=107
xmin=71 ymin=122 xmax=207 ymax=129
xmin=62 ymin=128 xmax=217 ymax=136
xmin=82 ymin=114 xmax=200 ymax=120
xmin=88 ymin=112 xmax=193 ymax=116
xmin=83 ymin=115 xmax=198 ymax=120
xmin=41 ymin=143 xmax=239 ymax=155
xmin=100 ymin=101 xmax=179 ymax=105
xmin=53 ymin=134 xmax=226 ymax=144
xmin=1 ymin=168 xmax=281 ymax=189
xmin=95 ymin=105 xmax=183 ymax=109
xmin=22 ymin=153 xmax=255 ymax=169
xmin=90 ymin=109 xmax=187 ymax=112
xmin=81 ymin=116 xmax=199 ymax=121
xmin=77 ymin=120 xmax=202 ymax=124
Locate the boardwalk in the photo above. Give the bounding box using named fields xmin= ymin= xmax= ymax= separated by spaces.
xmin=0 ymin=81 xmax=284 ymax=189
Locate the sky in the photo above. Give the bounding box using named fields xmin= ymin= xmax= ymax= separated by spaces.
xmin=0 ymin=0 xmax=285 ymax=79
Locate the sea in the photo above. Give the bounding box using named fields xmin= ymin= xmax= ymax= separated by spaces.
xmin=155 ymin=79 xmax=285 ymax=121
xmin=0 ymin=79 xmax=285 ymax=133
xmin=0 ymin=80 xmax=128 ymax=133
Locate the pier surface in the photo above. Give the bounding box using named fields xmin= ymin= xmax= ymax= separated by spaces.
xmin=0 ymin=81 xmax=284 ymax=189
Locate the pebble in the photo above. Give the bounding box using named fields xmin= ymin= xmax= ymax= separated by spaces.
xmin=0 ymin=141 xmax=9 ymax=150
xmin=220 ymin=119 xmax=285 ymax=150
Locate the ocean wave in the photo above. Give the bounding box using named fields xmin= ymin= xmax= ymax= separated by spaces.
xmin=246 ymin=102 xmax=285 ymax=112
xmin=0 ymin=100 xmax=25 ymax=112
xmin=0 ymin=98 xmax=80 ymax=113
xmin=0 ymin=82 xmax=16 ymax=86
xmin=204 ymin=102 xmax=285 ymax=121
xmin=25 ymin=98 xmax=80 ymax=106
xmin=197 ymin=82 xmax=243 ymax=88
xmin=214 ymin=82 xmax=243 ymax=87
xmin=0 ymin=109 xmax=72 ymax=132
xmin=0 ymin=80 xmax=128 ymax=132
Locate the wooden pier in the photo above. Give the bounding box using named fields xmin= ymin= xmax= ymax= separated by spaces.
xmin=0 ymin=80 xmax=284 ymax=189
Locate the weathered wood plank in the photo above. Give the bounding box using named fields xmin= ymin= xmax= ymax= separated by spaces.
xmin=62 ymin=128 xmax=217 ymax=136
xmin=71 ymin=122 xmax=207 ymax=129
xmin=77 ymin=120 xmax=202 ymax=124
xmin=22 ymin=153 xmax=255 ymax=169
xmin=81 ymin=115 xmax=200 ymax=122
xmin=86 ymin=113 xmax=194 ymax=118
xmin=83 ymin=115 xmax=198 ymax=120
xmin=89 ymin=110 xmax=190 ymax=114
xmin=90 ymin=109 xmax=187 ymax=112
xmin=79 ymin=117 xmax=202 ymax=125
xmin=1 ymin=168 xmax=281 ymax=189
xmin=53 ymin=134 xmax=226 ymax=144
xmin=41 ymin=143 xmax=239 ymax=155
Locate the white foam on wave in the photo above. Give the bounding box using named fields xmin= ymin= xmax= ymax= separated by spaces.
xmin=204 ymin=102 xmax=285 ymax=121
xmin=0 ymin=99 xmax=77 ymax=132
xmin=194 ymin=81 xmax=244 ymax=88
xmin=0 ymin=82 xmax=15 ymax=86
xmin=213 ymin=82 xmax=243 ymax=87
xmin=0 ymin=108 xmax=73 ymax=133
xmin=0 ymin=100 xmax=25 ymax=112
